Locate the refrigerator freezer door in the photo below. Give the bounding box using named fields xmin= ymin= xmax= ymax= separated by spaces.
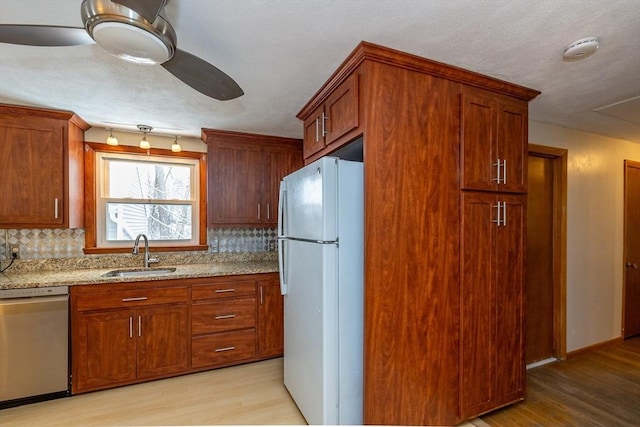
xmin=281 ymin=157 xmax=338 ymax=242
xmin=283 ymin=239 xmax=338 ymax=425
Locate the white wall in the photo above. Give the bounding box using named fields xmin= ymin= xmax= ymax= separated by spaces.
xmin=529 ymin=121 xmax=640 ymax=352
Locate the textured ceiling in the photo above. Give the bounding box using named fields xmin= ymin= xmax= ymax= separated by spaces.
xmin=0 ymin=0 xmax=639 ymax=143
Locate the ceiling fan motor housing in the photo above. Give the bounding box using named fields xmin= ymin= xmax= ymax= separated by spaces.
xmin=81 ymin=0 xmax=176 ymax=65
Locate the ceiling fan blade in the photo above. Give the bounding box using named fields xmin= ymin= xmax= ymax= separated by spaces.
xmin=112 ymin=0 xmax=167 ymax=24
xmin=162 ymin=49 xmax=244 ymax=101
xmin=0 ymin=24 xmax=94 ymax=47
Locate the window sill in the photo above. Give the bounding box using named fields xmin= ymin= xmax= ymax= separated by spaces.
xmin=83 ymin=245 xmax=209 ymax=255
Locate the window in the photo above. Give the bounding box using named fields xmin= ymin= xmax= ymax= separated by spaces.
xmin=84 ymin=143 xmax=207 ymax=253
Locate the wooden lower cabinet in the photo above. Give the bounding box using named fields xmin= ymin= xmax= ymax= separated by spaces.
xmin=72 ymin=285 xmax=188 ymax=394
xmin=73 ymin=305 xmax=188 ymax=392
xmin=258 ymin=277 xmax=284 ymax=357
xmin=72 ymin=273 xmax=283 ymax=394
xmin=460 ymin=192 xmax=525 ymax=417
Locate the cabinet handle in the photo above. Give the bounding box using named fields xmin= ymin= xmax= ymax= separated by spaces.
xmin=138 ymin=315 xmax=142 ymax=337
xmin=257 ymin=203 xmax=261 ymax=219
xmin=215 ymin=346 xmax=235 ymax=352
xmin=321 ymin=112 xmax=329 ymax=137
xmin=626 ymin=262 xmax=639 ymax=269
xmin=214 ymin=288 xmax=235 ymax=293
xmin=215 ymin=314 xmax=236 ymax=320
xmin=129 ymin=317 xmax=133 ymax=338
xmin=260 ymin=286 xmax=263 ymax=305
xmin=315 ymin=117 xmax=320 ymax=142
xmin=503 ymin=159 xmax=507 ymax=185
xmin=493 ymin=159 xmax=502 ymax=184
xmin=502 ymin=201 xmax=507 ymax=226
xmin=266 ymin=203 xmax=270 ymax=220
xmin=54 ymin=198 xmax=59 ymax=219
xmin=122 ymin=297 xmax=148 ymax=302
xmin=493 ymin=201 xmax=502 ymax=226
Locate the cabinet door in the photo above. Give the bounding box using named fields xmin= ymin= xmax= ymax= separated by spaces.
xmin=460 ymin=192 xmax=496 ymax=417
xmin=497 ymin=102 xmax=528 ymax=193
xmin=460 ymin=192 xmax=526 ymax=418
xmin=263 ymin=145 xmax=303 ymax=226
xmin=461 ymin=88 xmax=528 ymax=193
xmin=209 ymin=141 xmax=263 ymax=225
xmin=325 ymin=73 xmax=359 ymax=145
xmin=494 ymin=195 xmax=525 ymax=405
xmin=460 ymin=90 xmax=497 ymax=191
xmin=303 ymin=104 xmax=326 ymax=158
xmin=137 ymin=305 xmax=188 ymax=379
xmin=0 ymin=121 xmax=64 ymax=226
xmin=257 ymin=277 xmax=284 ymax=357
xmin=74 ymin=310 xmax=137 ymax=392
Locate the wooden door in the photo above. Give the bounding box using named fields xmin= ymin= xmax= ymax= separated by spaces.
xmin=497 ymin=100 xmax=528 ymax=193
xmin=526 ymin=155 xmax=555 ymax=363
xmin=460 ymin=88 xmax=496 ymax=191
xmin=257 ymin=277 xmax=284 ymax=357
xmin=263 ymin=145 xmax=303 ymax=226
xmin=209 ymin=141 xmax=263 ymax=225
xmin=137 ymin=305 xmax=188 ymax=378
xmin=460 ymin=191 xmax=496 ymax=417
xmin=494 ymin=194 xmax=526 ymax=406
xmin=0 ymin=120 xmax=64 ymax=226
xmin=624 ymin=160 xmax=640 ymax=338
xmin=74 ymin=310 xmax=137 ymax=392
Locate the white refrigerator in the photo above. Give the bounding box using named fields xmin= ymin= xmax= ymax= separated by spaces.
xmin=278 ymin=156 xmax=363 ymax=425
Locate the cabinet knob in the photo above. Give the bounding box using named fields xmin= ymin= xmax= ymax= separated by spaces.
xmin=626 ymin=262 xmax=639 ymax=269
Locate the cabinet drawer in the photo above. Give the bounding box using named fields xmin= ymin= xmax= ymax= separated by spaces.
xmin=192 ymin=297 xmax=256 ymax=334
xmin=192 ymin=281 xmax=256 ymax=301
xmin=191 ymin=329 xmax=256 ymax=368
xmin=76 ymin=287 xmax=188 ymax=311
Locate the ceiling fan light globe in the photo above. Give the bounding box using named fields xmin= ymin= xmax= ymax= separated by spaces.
xmin=92 ymin=22 xmax=171 ymax=64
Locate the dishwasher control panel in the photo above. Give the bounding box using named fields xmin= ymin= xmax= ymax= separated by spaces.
xmin=0 ymin=286 xmax=69 ymax=299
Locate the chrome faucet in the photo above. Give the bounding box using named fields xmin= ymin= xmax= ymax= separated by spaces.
xmin=132 ymin=234 xmax=159 ymax=268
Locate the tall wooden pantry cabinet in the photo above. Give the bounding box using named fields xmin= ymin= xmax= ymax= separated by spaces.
xmin=297 ymin=42 xmax=540 ymax=425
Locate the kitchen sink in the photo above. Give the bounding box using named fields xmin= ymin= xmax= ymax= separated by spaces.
xmin=101 ymin=267 xmax=177 ymax=278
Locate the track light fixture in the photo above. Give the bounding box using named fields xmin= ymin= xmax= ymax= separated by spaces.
xmin=106 ymin=128 xmax=119 ymax=146
xmin=138 ymin=124 xmax=152 ymax=149
xmin=171 ymin=136 xmax=182 ymax=152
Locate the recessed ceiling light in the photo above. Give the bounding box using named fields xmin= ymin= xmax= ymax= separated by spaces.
xmin=563 ymin=37 xmax=599 ymax=61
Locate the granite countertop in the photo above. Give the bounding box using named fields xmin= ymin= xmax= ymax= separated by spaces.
xmin=0 ymin=253 xmax=279 ymax=290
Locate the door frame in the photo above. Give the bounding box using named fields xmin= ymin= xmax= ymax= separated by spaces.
xmin=622 ymin=159 xmax=640 ymax=338
xmin=528 ymin=144 xmax=568 ymax=360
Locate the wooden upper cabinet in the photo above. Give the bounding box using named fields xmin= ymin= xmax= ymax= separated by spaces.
xmin=461 ymin=87 xmax=528 ymax=193
xmin=203 ymin=129 xmax=302 ymax=227
xmin=0 ymin=104 xmax=88 ymax=228
xmin=300 ymin=73 xmax=360 ymax=160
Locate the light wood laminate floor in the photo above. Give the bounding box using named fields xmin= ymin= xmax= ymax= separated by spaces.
xmin=0 ymin=358 xmax=306 ymax=426
xmin=2 ymin=339 xmax=638 ymax=426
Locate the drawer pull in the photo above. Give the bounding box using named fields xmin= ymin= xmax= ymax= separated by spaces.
xmin=122 ymin=297 xmax=148 ymax=302
xmin=215 ymin=346 xmax=236 ymax=353
xmin=215 ymin=314 xmax=236 ymax=320
xmin=214 ymin=289 xmax=236 ymax=293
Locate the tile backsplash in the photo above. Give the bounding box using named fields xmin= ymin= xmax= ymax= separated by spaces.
xmin=0 ymin=228 xmax=277 ymax=260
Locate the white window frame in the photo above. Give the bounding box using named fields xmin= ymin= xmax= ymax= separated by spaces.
xmin=95 ymin=151 xmax=200 ymax=248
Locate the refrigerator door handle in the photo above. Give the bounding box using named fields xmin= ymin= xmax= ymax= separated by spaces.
xmin=278 ymin=180 xmax=287 ymax=238
xmin=278 ymin=238 xmax=288 ymax=295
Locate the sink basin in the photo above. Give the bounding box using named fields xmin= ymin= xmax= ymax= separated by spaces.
xmin=102 ymin=267 xmax=177 ymax=278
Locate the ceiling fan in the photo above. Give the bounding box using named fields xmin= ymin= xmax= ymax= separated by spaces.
xmin=0 ymin=0 xmax=244 ymax=101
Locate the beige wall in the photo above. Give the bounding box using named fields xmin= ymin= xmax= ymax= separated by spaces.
xmin=529 ymin=121 xmax=640 ymax=352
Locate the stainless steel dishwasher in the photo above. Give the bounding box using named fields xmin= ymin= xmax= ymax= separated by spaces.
xmin=0 ymin=286 xmax=70 ymax=408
